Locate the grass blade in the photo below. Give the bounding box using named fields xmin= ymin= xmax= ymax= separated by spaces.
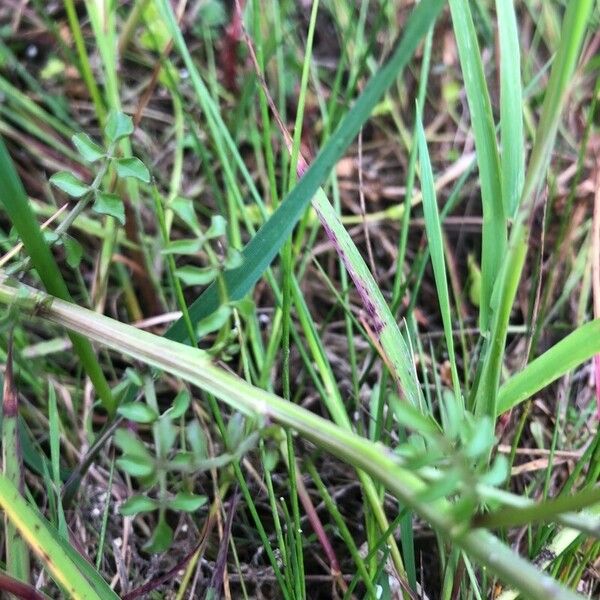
xmin=474 ymin=0 xmax=595 ymax=419
xmin=2 ymin=337 xmax=30 ymax=584
xmin=496 ymin=0 xmax=524 ymax=217
xmin=63 ymin=0 xmax=106 ymax=122
xmin=497 ymin=319 xmax=600 ymax=415
xmin=416 ymin=107 xmax=463 ymax=407
xmin=448 ymin=0 xmax=505 ymax=331
xmin=311 ymin=190 xmax=423 ymax=406
xmin=0 ymin=472 xmax=109 ymax=599
xmin=165 ymin=0 xmax=445 ymax=343
xmin=48 ymin=383 xmax=68 ymax=539
xmin=518 ymin=0 xmax=595 ymax=212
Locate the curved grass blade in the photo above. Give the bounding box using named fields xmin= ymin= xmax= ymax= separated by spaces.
xmin=497 ymin=319 xmax=600 ymax=415
xmin=415 ymin=107 xmax=463 ymax=408
xmin=448 ymin=0 xmax=504 ymax=332
xmin=0 ymin=281 xmax=584 ymax=600
xmin=165 ymin=0 xmax=445 ymax=343
xmin=310 ymin=191 xmax=423 ymax=407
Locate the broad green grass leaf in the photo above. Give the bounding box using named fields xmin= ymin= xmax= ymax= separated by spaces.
xmin=164 ymin=0 xmax=445 ymax=343
xmin=497 ymin=319 xmax=600 ymax=415
xmin=311 ymin=189 xmax=423 ymax=406
xmin=448 ymin=0 xmax=505 ymax=331
xmin=467 ymin=254 xmax=481 ymax=306
xmin=518 ymin=0 xmax=595 ymax=211
xmin=48 ymin=383 xmax=68 ymax=539
xmin=2 ymin=342 xmax=30 ymax=582
xmin=473 ymin=0 xmax=595 ymax=419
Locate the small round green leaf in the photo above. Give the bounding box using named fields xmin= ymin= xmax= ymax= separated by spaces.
xmin=174 ymin=265 xmax=218 ymax=286
xmin=263 ymin=448 xmax=279 ymax=472
xmin=162 ymin=239 xmax=203 ymax=255
xmin=115 ymin=157 xmax=150 ymax=183
xmin=117 ymin=402 xmax=159 ymax=424
xmin=114 ymin=429 xmax=152 ymax=459
xmin=205 ymin=214 xmax=227 ymax=239
xmin=170 ymin=197 xmax=201 ymax=234
xmin=43 ymin=231 xmax=59 ymax=245
xmin=93 ymin=192 xmax=125 ymax=225
xmin=105 ymin=111 xmax=134 ymax=143
xmin=197 ymin=304 xmax=231 ymax=338
xmin=124 ymin=368 xmax=143 ymax=386
xmin=463 ymin=416 xmax=494 ymax=459
xmin=163 ymin=390 xmax=191 ymax=420
xmin=71 ymin=133 xmax=105 ymax=162
xmin=168 ymin=492 xmax=208 ymax=512
xmin=143 ymin=518 xmax=173 ymax=553
xmin=64 ymin=236 xmax=83 ymax=268
xmin=224 ymin=248 xmax=243 ymax=269
xmin=230 ymin=298 xmax=254 ymax=319
xmin=117 ymin=455 xmax=155 ymax=478
xmin=480 ymin=455 xmax=509 ymax=487
xmin=120 ymin=495 xmax=158 ymax=516
xmin=50 ymin=171 xmax=90 ymax=198
xmin=156 ymin=418 xmax=177 ymax=454
xmin=169 ymin=451 xmax=197 ymax=471
xmin=226 ymin=413 xmax=245 ymax=451
xmin=186 ymin=421 xmax=207 ymax=458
